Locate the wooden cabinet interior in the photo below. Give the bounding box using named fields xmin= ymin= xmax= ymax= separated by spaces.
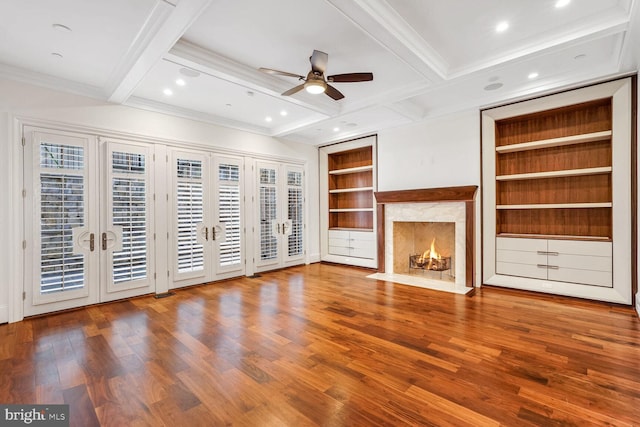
xmin=494 ymin=97 xmax=613 ymax=240
xmin=328 ymin=146 xmax=374 ymax=230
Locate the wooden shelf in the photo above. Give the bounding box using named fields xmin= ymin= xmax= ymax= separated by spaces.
xmin=329 ymin=187 xmax=373 ymax=194
xmin=496 ymin=166 xmax=612 ymax=181
xmin=495 ymin=130 xmax=612 ymax=153
xmin=330 ymin=227 xmax=374 ymax=232
xmin=497 ymin=202 xmax=612 ymax=210
xmin=329 ymin=208 xmax=375 ymax=213
xmin=497 ymin=233 xmax=612 ymax=242
xmin=328 ymin=165 xmax=373 ymax=175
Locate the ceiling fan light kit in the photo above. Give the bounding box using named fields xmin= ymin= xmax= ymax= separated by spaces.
xmin=259 ymin=49 xmax=373 ymax=101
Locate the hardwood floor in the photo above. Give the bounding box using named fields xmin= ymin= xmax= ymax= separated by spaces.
xmin=1 ymin=263 xmax=639 ymax=426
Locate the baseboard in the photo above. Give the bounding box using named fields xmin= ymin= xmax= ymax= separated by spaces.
xmin=308 ymin=253 xmax=321 ymax=264
xmin=0 ymin=304 xmax=7 ymax=324
xmin=636 ymin=292 xmax=640 ymax=317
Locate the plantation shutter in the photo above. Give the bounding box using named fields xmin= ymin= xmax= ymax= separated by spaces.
xmin=176 ymin=159 xmax=204 ymax=273
xmin=287 ymin=169 xmax=304 ymax=257
xmin=218 ymin=163 xmax=242 ymax=267
xmin=111 ymin=151 xmax=147 ymax=283
xmin=39 ymin=142 xmax=86 ymax=293
xmin=259 ymin=166 xmax=278 ymax=261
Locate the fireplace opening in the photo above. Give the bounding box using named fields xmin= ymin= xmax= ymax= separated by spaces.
xmin=393 ymin=221 xmax=455 ymax=282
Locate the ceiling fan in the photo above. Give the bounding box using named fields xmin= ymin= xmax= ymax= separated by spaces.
xmin=259 ymin=50 xmax=373 ymax=100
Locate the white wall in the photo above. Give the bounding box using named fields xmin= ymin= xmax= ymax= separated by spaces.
xmin=0 ymin=78 xmax=319 ymax=323
xmin=377 ymin=109 xmax=480 ymax=191
xmin=377 ymin=109 xmax=482 ymax=286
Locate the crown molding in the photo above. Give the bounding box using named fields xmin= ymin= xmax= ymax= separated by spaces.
xmin=0 ymin=63 xmax=106 ymax=100
xmin=125 ymin=95 xmax=272 ymax=135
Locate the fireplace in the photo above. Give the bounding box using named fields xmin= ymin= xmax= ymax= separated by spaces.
xmin=368 ymin=186 xmax=478 ymax=294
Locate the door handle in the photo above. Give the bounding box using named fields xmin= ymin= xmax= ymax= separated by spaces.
xmin=211 ymin=226 xmax=216 ymax=241
xmin=205 ymin=227 xmax=209 ymax=241
xmin=282 ymin=222 xmax=288 ymax=234
xmin=102 ymin=232 xmax=107 ymax=250
xmin=89 ymin=233 xmax=95 ymax=252
xmin=277 ymin=223 xmax=281 ymax=234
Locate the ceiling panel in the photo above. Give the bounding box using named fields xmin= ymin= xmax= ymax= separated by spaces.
xmin=0 ymin=0 xmax=159 ymax=87
xmin=132 ymin=58 xmax=327 ymax=132
xmin=386 ymin=0 xmax=626 ymax=73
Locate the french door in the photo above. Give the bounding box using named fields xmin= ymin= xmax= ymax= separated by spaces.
xmin=23 ymin=127 xmax=155 ymax=316
xmin=254 ymin=161 xmax=305 ymax=272
xmin=170 ymin=150 xmax=244 ymax=288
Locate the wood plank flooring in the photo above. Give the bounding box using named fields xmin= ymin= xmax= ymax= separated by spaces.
xmin=1 ymin=263 xmax=639 ymax=426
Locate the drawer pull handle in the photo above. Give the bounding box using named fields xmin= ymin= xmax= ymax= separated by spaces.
xmin=537 ymin=251 xmax=559 ymax=256
xmin=537 ymin=264 xmax=560 ymax=269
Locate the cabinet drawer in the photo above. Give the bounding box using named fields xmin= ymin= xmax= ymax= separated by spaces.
xmin=350 ymin=246 xmax=375 ymax=259
xmin=328 ymin=245 xmax=350 ymax=256
xmin=328 ymin=230 xmax=350 ymax=240
xmin=548 ymin=240 xmax=612 ymax=257
xmin=496 ymin=237 xmax=546 ymax=252
xmin=551 ymin=253 xmax=612 ymax=272
xmin=496 ymin=262 xmax=547 ymax=280
xmin=548 ymin=268 xmax=612 ymax=287
xmin=349 ymin=230 xmax=376 ymax=242
xmin=496 ymin=249 xmax=546 ymax=265
xmin=328 ymin=237 xmax=349 ymax=248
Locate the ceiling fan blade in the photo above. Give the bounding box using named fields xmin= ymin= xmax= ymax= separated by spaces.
xmin=327 ymin=72 xmax=373 ymax=83
xmin=310 ymin=50 xmax=328 ymax=74
xmin=282 ymin=84 xmax=306 ymax=96
xmin=325 ymin=84 xmax=345 ymax=100
xmin=259 ymin=68 xmax=305 ymax=79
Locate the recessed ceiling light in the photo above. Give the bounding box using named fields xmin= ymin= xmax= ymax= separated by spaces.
xmin=555 ymin=0 xmax=570 ymax=8
xmin=179 ymin=68 xmax=200 ymax=78
xmin=52 ymin=23 xmax=72 ymax=32
xmin=163 ymin=88 xmax=173 ymax=96
xmin=175 ymin=78 xmax=185 ymax=86
xmin=333 ymin=127 xmax=340 ymax=132
xmin=484 ymin=82 xmax=504 ymax=91
xmin=528 ymin=72 xmax=539 ymax=79
xmin=51 ymin=52 xmax=63 ymax=59
xmin=495 ymin=21 xmax=509 ymax=33
xmin=265 ymin=116 xmax=272 ymax=122
xmin=280 ymin=110 xmax=288 ymax=116
xmin=247 ymin=91 xmax=254 ymax=97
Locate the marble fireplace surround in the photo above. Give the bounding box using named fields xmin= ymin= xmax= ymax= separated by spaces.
xmin=372 ymin=186 xmax=478 ymax=291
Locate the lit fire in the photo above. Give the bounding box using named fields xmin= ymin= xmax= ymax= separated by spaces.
xmin=418 ymin=238 xmax=441 ymax=264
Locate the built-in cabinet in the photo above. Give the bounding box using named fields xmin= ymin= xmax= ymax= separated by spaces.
xmin=482 ymin=78 xmax=634 ymax=304
xmin=320 ymin=136 xmax=377 ymax=268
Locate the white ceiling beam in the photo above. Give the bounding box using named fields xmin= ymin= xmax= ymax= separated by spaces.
xmin=324 ymin=0 xmax=447 ymax=82
xmin=106 ymin=0 xmax=213 ymax=104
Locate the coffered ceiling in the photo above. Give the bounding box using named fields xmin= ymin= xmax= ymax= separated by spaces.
xmin=0 ymin=0 xmax=638 ymax=144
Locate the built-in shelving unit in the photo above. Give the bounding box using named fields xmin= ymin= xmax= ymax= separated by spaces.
xmin=494 ymin=97 xmax=614 ymax=241
xmin=320 ymin=136 xmax=378 ymax=268
xmin=481 ymin=77 xmax=635 ymax=305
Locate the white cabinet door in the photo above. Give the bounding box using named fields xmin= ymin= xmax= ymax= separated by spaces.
xmin=254 ymin=161 xmax=305 ymax=272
